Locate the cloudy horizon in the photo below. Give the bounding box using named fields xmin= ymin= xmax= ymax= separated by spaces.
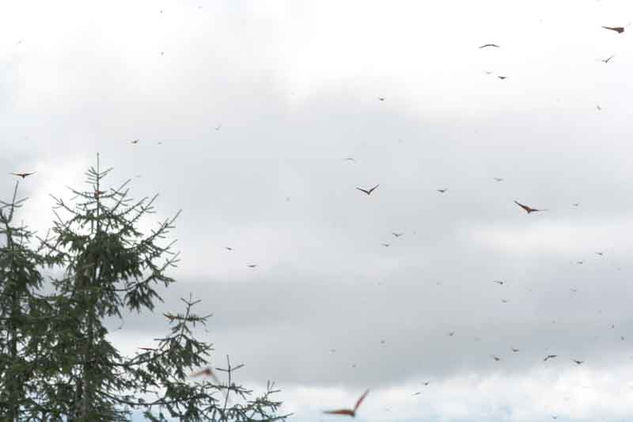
xmin=3 ymin=0 xmax=633 ymax=421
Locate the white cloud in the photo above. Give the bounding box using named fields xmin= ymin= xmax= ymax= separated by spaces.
xmin=277 ymin=366 xmax=633 ymax=421
xmin=466 ymin=217 xmax=633 ymax=258
xmin=3 ymin=1 xmax=633 ymax=420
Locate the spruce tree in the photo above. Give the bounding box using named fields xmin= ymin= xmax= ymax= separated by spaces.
xmin=0 ymin=182 xmax=53 ymax=421
xmin=32 ymin=157 xmax=288 ymax=421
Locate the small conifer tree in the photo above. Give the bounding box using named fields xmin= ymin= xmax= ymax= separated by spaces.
xmin=0 ymin=182 xmax=54 ymax=421
xmin=27 ymin=156 xmax=289 ymax=421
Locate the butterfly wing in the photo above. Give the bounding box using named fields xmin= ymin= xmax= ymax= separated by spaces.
xmin=323 ymin=409 xmax=354 ymax=416
xmin=353 ymin=389 xmax=370 ymax=412
xmin=602 ymin=26 xmax=624 ymax=33
xmin=190 ymin=369 xmax=207 ymax=377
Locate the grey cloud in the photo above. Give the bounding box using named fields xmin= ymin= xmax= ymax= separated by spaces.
xmin=3 ymin=2 xmax=633 ymax=419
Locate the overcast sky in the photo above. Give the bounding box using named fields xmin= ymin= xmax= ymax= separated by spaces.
xmin=3 ymin=0 xmax=633 ymax=421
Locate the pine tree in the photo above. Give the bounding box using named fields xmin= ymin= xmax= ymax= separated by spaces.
xmin=126 ymin=295 xmax=288 ymax=422
xmin=0 ymin=182 xmax=53 ymax=421
xmin=32 ymin=156 xmax=288 ymax=421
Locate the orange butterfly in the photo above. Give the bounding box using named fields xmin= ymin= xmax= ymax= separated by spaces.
xmin=163 ymin=312 xmax=179 ymax=321
xmin=324 ymin=389 xmax=369 ymax=417
xmin=190 ymin=367 xmax=220 ymax=384
xmin=514 ymin=200 xmax=546 ymax=214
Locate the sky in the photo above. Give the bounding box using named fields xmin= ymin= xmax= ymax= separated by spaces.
xmin=2 ymin=0 xmax=633 ymax=420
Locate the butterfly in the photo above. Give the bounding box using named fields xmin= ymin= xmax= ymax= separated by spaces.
xmin=190 ymin=367 xmax=220 ymax=384
xmin=323 ymin=390 xmax=369 ymax=417
xmin=514 ymin=200 xmax=545 ymax=214
xmin=163 ymin=312 xmax=179 ymax=321
xmin=602 ymin=26 xmax=624 ymax=33
xmin=356 ymin=184 xmax=380 ymax=196
xmin=11 ymin=172 xmax=36 ymax=178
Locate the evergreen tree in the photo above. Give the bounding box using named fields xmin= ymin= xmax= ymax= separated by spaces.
xmin=31 ymin=157 xmax=288 ymax=421
xmin=0 ymin=182 xmax=53 ymax=421
xmin=126 ymin=295 xmax=287 ymax=422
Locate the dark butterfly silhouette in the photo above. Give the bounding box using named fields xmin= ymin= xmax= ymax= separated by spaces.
xmin=356 ymin=184 xmax=380 ymax=195
xmin=602 ymin=26 xmax=624 ymax=33
xmin=11 ymin=172 xmax=36 ymax=178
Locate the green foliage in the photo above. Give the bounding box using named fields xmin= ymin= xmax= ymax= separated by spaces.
xmin=0 ymin=157 xmax=289 ymax=422
xmin=129 ymin=296 xmax=287 ymax=422
xmin=0 ymin=182 xmax=56 ymax=421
